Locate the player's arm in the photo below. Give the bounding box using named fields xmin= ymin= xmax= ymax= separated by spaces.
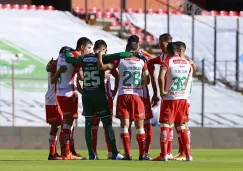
xmin=64 ymin=51 xmax=84 ymax=66
xmin=97 ymin=50 xmax=115 ymax=71
xmin=46 ymin=58 xmax=54 ymax=72
xmin=189 ymin=59 xmax=197 ymax=72
xmin=76 ymin=80 xmax=83 ymax=94
xmin=159 ymin=64 xmax=168 ymax=97
xmin=142 ymin=63 xmax=150 ymax=86
xmin=51 ymin=65 xmax=67 ymax=84
xmin=103 ymin=52 xmax=148 ymax=63
xmin=111 ymin=69 xmax=119 ymax=98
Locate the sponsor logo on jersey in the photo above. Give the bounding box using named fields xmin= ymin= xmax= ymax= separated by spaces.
xmin=83 ymin=57 xmax=97 ymax=62
xmin=173 ymin=59 xmax=187 ymax=64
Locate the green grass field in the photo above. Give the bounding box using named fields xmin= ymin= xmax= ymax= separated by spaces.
xmin=0 ymin=149 xmax=242 ymax=171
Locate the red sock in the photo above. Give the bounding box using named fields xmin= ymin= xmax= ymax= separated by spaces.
xmin=167 ymin=126 xmax=173 ymax=154
xmin=120 ymin=129 xmax=131 ymax=156
xmin=49 ymin=133 xmax=57 ymax=155
xmin=160 ymin=126 xmax=169 ymax=157
xmin=63 ymin=127 xmax=72 ymax=156
xmin=70 ymin=128 xmax=78 ymax=155
xmin=92 ymin=128 xmax=98 ymax=154
xmin=144 ymin=122 xmax=152 ymax=154
xmin=128 ymin=127 xmax=132 ymax=144
xmin=178 ymin=126 xmax=191 ymax=156
xmin=136 ymin=129 xmax=145 ymax=156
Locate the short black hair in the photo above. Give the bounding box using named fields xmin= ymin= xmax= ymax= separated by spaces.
xmin=159 ymin=33 xmax=172 ymax=42
xmin=128 ymin=35 xmax=139 ymax=43
xmin=127 ymin=41 xmax=138 ymax=51
xmin=167 ymin=42 xmax=179 ymax=56
xmin=76 ymin=37 xmax=92 ymax=50
xmin=94 ymin=39 xmax=107 ymax=50
xmin=59 ymin=46 xmax=74 ymax=54
xmin=174 ymin=41 xmax=186 ymax=50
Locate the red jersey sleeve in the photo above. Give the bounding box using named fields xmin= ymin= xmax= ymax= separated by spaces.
xmin=160 ymin=59 xmax=169 ymax=71
xmin=110 ymin=68 xmax=118 ymax=77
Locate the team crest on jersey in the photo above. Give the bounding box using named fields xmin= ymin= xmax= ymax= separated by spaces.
xmin=173 ymin=59 xmax=187 ymax=64
xmin=83 ymin=57 xmax=97 ymax=62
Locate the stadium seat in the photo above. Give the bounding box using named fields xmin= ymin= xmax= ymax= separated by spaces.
xmin=240 ymin=11 xmax=243 ymax=17
xmin=29 ymin=5 xmax=37 ymax=10
xmin=96 ymin=11 xmax=103 ymax=18
xmin=145 ymin=35 xmax=153 ymax=42
xmin=38 ymin=5 xmax=45 ymax=11
xmin=110 ymin=21 xmax=120 ymax=26
xmin=229 ymin=11 xmax=238 ymax=16
xmin=3 ymin=4 xmax=11 ymax=9
xmin=104 ymin=11 xmax=111 ymax=18
xmin=157 ymin=9 xmax=166 ymax=14
xmin=127 ymin=8 xmax=134 ymax=14
xmin=169 ymin=10 xmax=177 ymax=15
xmin=137 ymin=8 xmax=144 ymax=14
xmin=220 ymin=10 xmax=229 ymax=16
xmin=114 ymin=9 xmax=120 ymax=13
xmin=12 ymin=4 xmax=20 ymax=10
xmin=21 ymin=4 xmax=29 ymax=10
xmin=210 ymin=10 xmax=220 ymax=16
xmin=107 ymin=8 xmax=114 ymax=14
xmin=89 ymin=7 xmax=98 ymax=13
xmin=147 ymin=8 xmax=154 ymax=14
xmin=176 ymin=11 xmax=184 ymax=15
xmin=200 ymin=10 xmax=210 ymax=16
xmin=129 ymin=28 xmax=136 ymax=34
xmin=73 ymin=7 xmax=80 ymax=13
xmin=46 ymin=6 xmax=54 ymax=11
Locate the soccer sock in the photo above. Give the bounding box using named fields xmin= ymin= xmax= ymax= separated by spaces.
xmin=177 ymin=125 xmax=191 ymax=156
xmin=144 ymin=122 xmax=152 ymax=154
xmin=92 ymin=127 xmax=98 ymax=154
xmin=59 ymin=130 xmax=64 ymax=155
xmin=49 ymin=133 xmax=57 ymax=155
xmin=103 ymin=127 xmax=112 ymax=153
xmin=136 ymin=128 xmax=145 ymax=156
xmin=63 ymin=124 xmax=72 ymax=156
xmin=102 ymin=117 xmax=118 ymax=154
xmin=128 ymin=126 xmax=132 ymax=144
xmin=160 ymin=124 xmax=170 ymax=157
xmin=70 ymin=127 xmax=77 ymax=155
xmin=120 ymin=128 xmax=131 ymax=156
xmin=167 ymin=125 xmax=174 ymax=155
xmin=85 ymin=118 xmax=94 ymax=155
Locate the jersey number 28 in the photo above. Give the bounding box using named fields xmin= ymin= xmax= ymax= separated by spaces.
xmin=84 ymin=71 xmax=100 ymax=87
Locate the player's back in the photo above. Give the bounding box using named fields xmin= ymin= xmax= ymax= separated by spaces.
xmin=45 ymin=60 xmax=57 ymax=105
xmin=117 ymin=57 xmax=145 ymax=97
xmin=56 ymin=53 xmax=78 ymax=97
xmin=163 ymin=56 xmax=191 ymax=100
xmin=81 ymin=54 xmax=106 ymax=98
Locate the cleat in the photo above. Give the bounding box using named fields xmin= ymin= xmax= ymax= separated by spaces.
xmin=167 ymin=153 xmax=173 ymax=160
xmin=107 ymin=152 xmax=112 ymax=159
xmin=112 ymin=153 xmax=124 ymax=160
xmin=122 ymin=154 xmax=132 ymax=160
xmin=186 ymin=155 xmax=193 ymax=161
xmin=171 ymin=154 xmax=186 ymax=161
xmin=62 ymin=153 xmax=85 ymax=160
xmin=173 ymin=153 xmax=181 ymax=158
xmin=139 ymin=155 xmax=145 ymax=160
xmin=153 ymin=155 xmax=168 ymax=161
xmin=72 ymin=152 xmax=87 ymax=160
xmin=89 ymin=154 xmax=98 ymax=160
xmin=144 ymin=154 xmax=152 ymax=160
xmin=48 ymin=154 xmax=62 ymax=160
xmin=55 ymin=153 xmax=61 ymax=158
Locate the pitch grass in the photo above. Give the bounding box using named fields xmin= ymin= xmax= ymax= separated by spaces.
xmin=0 ymin=149 xmax=242 ymax=171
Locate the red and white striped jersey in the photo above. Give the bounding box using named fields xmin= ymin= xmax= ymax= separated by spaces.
xmin=45 ymin=60 xmax=57 ymax=105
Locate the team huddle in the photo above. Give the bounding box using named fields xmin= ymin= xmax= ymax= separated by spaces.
xmin=45 ymin=33 xmax=196 ymax=162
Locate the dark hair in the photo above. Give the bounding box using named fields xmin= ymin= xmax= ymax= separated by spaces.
xmin=127 ymin=41 xmax=138 ymax=51
xmin=76 ymin=37 xmax=92 ymax=50
xmin=174 ymin=41 xmax=186 ymax=50
xmin=166 ymin=42 xmax=179 ymax=56
xmin=59 ymin=46 xmax=74 ymax=54
xmin=159 ymin=33 xmax=172 ymax=42
xmin=94 ymin=39 xmax=107 ymax=50
xmin=128 ymin=35 xmax=139 ymax=43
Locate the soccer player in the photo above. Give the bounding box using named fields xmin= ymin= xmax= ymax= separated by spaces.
xmin=126 ymin=35 xmax=153 ymax=160
xmin=172 ymin=41 xmax=196 ymax=161
xmin=154 ymin=42 xmax=192 ymax=161
xmin=97 ymin=40 xmax=150 ymax=160
xmin=45 ymin=57 xmax=66 ymax=160
xmin=57 ymin=37 xmax=92 ymax=160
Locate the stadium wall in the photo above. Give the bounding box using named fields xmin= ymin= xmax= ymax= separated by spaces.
xmin=0 ymin=127 xmax=242 ymax=149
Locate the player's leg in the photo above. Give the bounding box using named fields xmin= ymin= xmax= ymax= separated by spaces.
xmin=167 ymin=123 xmax=174 ymax=159
xmin=175 ymin=100 xmax=192 ymax=161
xmin=173 ymin=122 xmax=186 ymax=160
xmin=92 ymin=115 xmax=100 ymax=158
xmin=57 ymin=96 xmax=84 ymax=160
xmin=153 ymin=100 xmax=175 ymax=161
xmin=133 ymin=95 xmax=146 ymax=160
xmin=45 ymin=105 xmax=62 ymax=160
xmin=97 ymin=100 xmax=124 ymax=160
